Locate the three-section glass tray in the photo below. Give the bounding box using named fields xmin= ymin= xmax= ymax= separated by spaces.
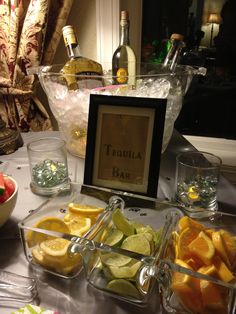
xmin=19 ymin=184 xmax=236 ymax=313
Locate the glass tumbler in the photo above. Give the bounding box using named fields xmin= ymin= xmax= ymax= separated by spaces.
xmin=175 ymin=151 xmax=222 ymax=214
xmin=27 ymin=137 xmax=69 ymax=196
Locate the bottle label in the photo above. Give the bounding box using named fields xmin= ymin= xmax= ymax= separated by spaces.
xmin=116 ymin=68 xmax=128 ymax=84
xmin=64 ymin=33 xmax=77 ymax=46
xmin=75 ymin=71 xmax=103 ymax=89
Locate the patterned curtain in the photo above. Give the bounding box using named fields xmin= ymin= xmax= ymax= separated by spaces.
xmin=0 ymin=0 xmax=74 ymax=131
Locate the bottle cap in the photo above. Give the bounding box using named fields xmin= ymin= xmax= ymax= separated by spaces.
xmin=170 ymin=33 xmax=184 ymax=41
xmin=120 ymin=11 xmax=129 ymax=27
xmin=121 ymin=10 xmax=129 ymax=20
xmin=62 ymin=25 xmax=77 ymax=46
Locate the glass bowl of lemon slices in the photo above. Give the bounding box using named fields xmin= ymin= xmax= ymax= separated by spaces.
xmin=18 ymin=183 xmax=107 ymax=279
xmin=157 ymin=211 xmax=236 ymax=314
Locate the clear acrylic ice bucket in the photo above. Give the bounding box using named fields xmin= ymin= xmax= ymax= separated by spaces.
xmin=29 ymin=63 xmax=206 ymax=158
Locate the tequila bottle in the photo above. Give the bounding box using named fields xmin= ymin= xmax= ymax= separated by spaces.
xmin=61 ymin=25 xmax=103 ymax=90
xmin=112 ymin=11 xmax=136 ymax=86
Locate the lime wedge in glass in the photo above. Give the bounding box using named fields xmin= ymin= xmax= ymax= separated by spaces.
xmin=104 ymin=229 xmax=124 ymax=246
xmin=131 ymin=221 xmax=144 ymax=232
xmin=112 ymin=208 xmax=135 ymax=236
xmin=100 ymin=252 xmax=131 ymax=267
xmin=142 ymin=232 xmax=153 ymax=243
xmin=121 ymin=234 xmax=151 ymax=256
xmin=108 ymin=259 xmax=142 ymax=279
xmin=107 ymin=279 xmax=141 ymax=299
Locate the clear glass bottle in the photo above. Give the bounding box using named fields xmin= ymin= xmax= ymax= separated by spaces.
xmin=112 ymin=11 xmax=136 ymax=86
xmin=162 ymin=33 xmax=185 ymax=72
xmin=61 ymin=25 xmax=103 ymax=90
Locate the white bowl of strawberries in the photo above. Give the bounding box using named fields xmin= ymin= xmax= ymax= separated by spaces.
xmin=0 ymin=172 xmax=18 ymax=227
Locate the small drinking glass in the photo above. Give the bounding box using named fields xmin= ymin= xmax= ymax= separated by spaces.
xmin=175 ymin=151 xmax=222 ymax=214
xmin=27 ymin=137 xmax=69 ymax=196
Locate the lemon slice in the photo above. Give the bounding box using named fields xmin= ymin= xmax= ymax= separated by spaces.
xmin=64 ymin=215 xmax=92 ymax=236
xmin=40 ymin=238 xmax=70 ymax=257
xmin=100 ymin=252 xmax=132 ymax=267
xmin=27 ymin=216 xmax=70 ymax=248
xmin=121 ymin=234 xmax=151 ymax=256
xmin=112 ymin=208 xmax=134 ymax=236
xmin=106 ymin=279 xmax=140 ymax=299
xmin=104 ymin=229 xmax=124 ymax=246
xmin=32 ymin=245 xmax=47 ymax=267
xmin=68 ymin=203 xmax=104 ymax=217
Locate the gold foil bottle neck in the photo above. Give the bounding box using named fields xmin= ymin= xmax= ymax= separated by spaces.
xmin=62 ymin=25 xmax=77 ymax=46
xmin=121 ymin=10 xmax=129 ymax=20
xmin=120 ymin=10 xmax=129 ymax=27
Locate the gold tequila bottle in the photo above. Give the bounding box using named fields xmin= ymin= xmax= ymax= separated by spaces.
xmin=61 ymin=25 xmax=103 ymax=90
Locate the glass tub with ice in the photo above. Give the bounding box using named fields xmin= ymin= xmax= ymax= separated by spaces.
xmin=31 ymin=63 xmax=206 ymax=158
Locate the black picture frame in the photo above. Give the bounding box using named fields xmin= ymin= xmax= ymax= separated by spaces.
xmin=83 ymin=94 xmax=167 ymax=198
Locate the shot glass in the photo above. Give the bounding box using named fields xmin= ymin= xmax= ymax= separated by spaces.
xmin=175 ymin=151 xmax=222 ymax=213
xmin=27 ymin=137 xmax=69 ymax=196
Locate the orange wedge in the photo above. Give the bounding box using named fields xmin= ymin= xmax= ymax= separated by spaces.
xmin=197 ymin=264 xmax=218 ymax=277
xmin=178 ymin=216 xmax=204 ymax=232
xmin=171 ymin=259 xmax=203 ymax=313
xmin=188 ymin=231 xmax=215 ymax=265
xmin=172 ymin=259 xmax=193 ymax=286
xmin=220 ymin=229 xmax=236 ymax=269
xmin=213 ymin=256 xmax=235 ymax=283
xmin=212 ymin=231 xmax=231 ymax=267
xmin=178 ymin=227 xmax=201 ymax=260
xmin=185 ymin=257 xmax=202 ymax=271
xmin=200 ymin=280 xmax=226 ymax=311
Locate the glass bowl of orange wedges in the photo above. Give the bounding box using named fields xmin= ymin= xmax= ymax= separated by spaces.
xmin=18 ymin=183 xmax=107 ymax=279
xmin=158 ymin=211 xmax=236 ymax=314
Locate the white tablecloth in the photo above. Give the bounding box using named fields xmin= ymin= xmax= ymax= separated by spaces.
xmin=0 ymin=130 xmax=235 ymax=314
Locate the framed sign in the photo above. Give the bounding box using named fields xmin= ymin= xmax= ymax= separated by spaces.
xmin=83 ymin=94 xmax=167 ymax=197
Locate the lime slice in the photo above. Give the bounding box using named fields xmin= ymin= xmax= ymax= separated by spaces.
xmin=112 ymin=208 xmax=134 ymax=236
xmin=100 ymin=252 xmax=131 ymax=267
xmin=107 ymin=279 xmax=140 ymax=299
xmin=136 ymin=224 xmax=162 ymax=246
xmin=121 ymin=234 xmax=151 ymax=256
xmin=131 ymin=221 xmax=144 ymax=232
xmin=104 ymin=229 xmax=124 ymax=246
xmin=142 ymin=232 xmax=153 ymax=243
xmin=155 ymin=229 xmax=162 ymax=246
xmin=108 ymin=259 xmax=142 ymax=279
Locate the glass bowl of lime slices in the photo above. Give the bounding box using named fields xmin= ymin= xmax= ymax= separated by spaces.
xmin=75 ymin=194 xmax=179 ymax=305
xmin=18 ymin=182 xmax=107 ymax=279
xmin=157 ymin=211 xmax=236 ymax=314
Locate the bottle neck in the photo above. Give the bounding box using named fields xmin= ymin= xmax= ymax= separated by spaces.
xmin=120 ymin=23 xmax=130 ymax=46
xmin=163 ymin=37 xmax=185 ymax=71
xmin=62 ymin=26 xmax=81 ymax=59
xmin=66 ymin=43 xmax=81 ymax=59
